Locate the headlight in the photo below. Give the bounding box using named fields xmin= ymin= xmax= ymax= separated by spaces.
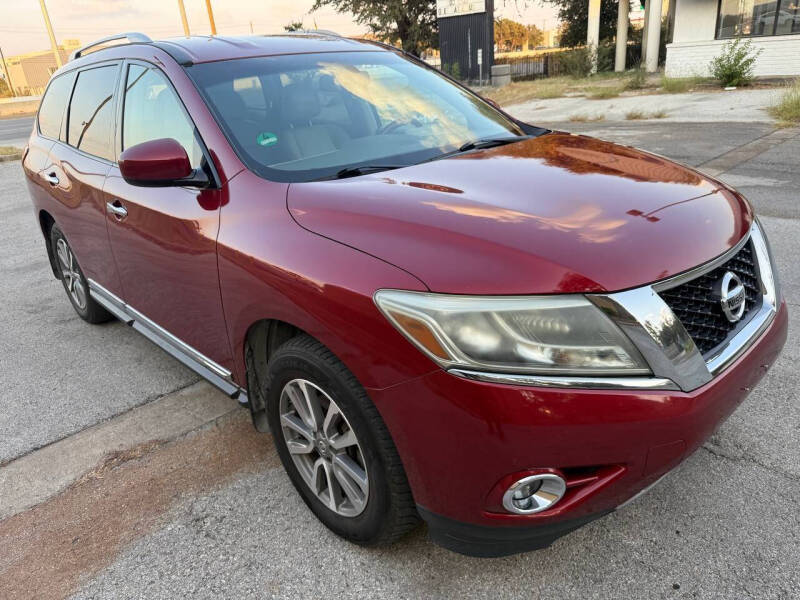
xmin=374 ymin=290 xmax=650 ymax=375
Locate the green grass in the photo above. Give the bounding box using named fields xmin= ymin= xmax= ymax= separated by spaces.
xmin=587 ymin=85 xmax=624 ymax=99
xmin=625 ymin=109 xmax=668 ymax=120
xmin=0 ymin=146 xmax=21 ymax=156
xmin=485 ymin=72 xmax=641 ymax=106
xmin=768 ymin=80 xmax=800 ymax=125
xmin=569 ymin=113 xmax=605 ymax=122
xmin=484 ymin=79 xmax=569 ymax=105
xmin=660 ymin=75 xmax=707 ymax=94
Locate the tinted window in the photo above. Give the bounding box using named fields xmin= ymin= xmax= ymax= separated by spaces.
xmin=38 ymin=71 xmax=74 ymax=139
xmin=716 ymin=0 xmax=800 ymax=37
xmin=122 ymin=64 xmax=202 ymax=167
xmin=188 ymin=51 xmax=523 ymax=182
xmin=67 ymin=65 xmax=118 ymax=161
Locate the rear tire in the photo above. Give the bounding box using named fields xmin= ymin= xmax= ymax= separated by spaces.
xmin=264 ymin=334 xmax=420 ymax=545
xmin=50 ymin=224 xmax=112 ymax=324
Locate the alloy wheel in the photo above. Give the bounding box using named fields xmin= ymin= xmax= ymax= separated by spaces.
xmin=56 ymin=238 xmax=87 ymax=311
xmin=279 ymin=378 xmax=369 ymax=517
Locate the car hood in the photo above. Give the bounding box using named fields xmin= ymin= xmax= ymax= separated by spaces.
xmin=287 ymin=132 xmax=752 ymax=294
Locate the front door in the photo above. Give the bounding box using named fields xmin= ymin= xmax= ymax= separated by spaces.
xmin=104 ymin=61 xmax=233 ymax=372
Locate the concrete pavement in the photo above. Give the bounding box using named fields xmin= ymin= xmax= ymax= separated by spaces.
xmin=509 ymin=88 xmax=781 ymax=124
xmin=0 ymin=121 xmax=798 ymax=599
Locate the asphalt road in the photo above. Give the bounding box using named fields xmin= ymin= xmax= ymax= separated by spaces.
xmin=0 ymin=116 xmax=33 ymax=148
xmin=1 ymin=121 xmax=798 ymax=599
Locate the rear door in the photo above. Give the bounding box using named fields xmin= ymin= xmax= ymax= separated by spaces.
xmin=103 ymin=61 xmax=233 ymax=371
xmin=40 ymin=62 xmax=124 ymax=297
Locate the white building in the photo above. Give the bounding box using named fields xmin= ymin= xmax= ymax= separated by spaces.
xmin=666 ymin=0 xmax=800 ymax=77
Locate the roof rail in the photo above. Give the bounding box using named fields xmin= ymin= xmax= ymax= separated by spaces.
xmin=69 ymin=32 xmax=153 ymax=61
xmin=286 ymin=29 xmax=342 ymax=37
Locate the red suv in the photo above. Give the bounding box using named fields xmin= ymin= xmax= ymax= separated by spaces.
xmin=24 ymin=33 xmax=787 ymax=557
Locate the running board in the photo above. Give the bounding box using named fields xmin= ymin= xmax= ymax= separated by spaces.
xmin=87 ymin=279 xmax=247 ymax=402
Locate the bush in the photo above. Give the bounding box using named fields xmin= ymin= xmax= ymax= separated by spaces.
xmin=441 ymin=62 xmax=462 ymax=80
xmin=596 ymin=43 xmax=615 ymax=72
xmin=626 ymin=67 xmax=647 ymax=90
xmin=559 ymin=47 xmax=593 ymax=78
xmin=709 ymin=38 xmax=762 ymax=87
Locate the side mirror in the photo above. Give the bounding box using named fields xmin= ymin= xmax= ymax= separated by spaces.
xmin=484 ymin=97 xmax=501 ymax=110
xmin=119 ymin=138 xmax=207 ymax=188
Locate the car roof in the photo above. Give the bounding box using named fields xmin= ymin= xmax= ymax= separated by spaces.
xmin=157 ymin=33 xmax=378 ymax=64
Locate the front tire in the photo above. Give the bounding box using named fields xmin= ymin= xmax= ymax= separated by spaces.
xmin=50 ymin=224 xmax=112 ymax=324
xmin=264 ymin=335 xmax=419 ymax=545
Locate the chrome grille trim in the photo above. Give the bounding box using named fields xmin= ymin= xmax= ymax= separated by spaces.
xmin=705 ymin=221 xmax=777 ymax=375
xmin=652 ymin=230 xmax=752 ymax=293
xmin=449 ymin=369 xmax=679 ymax=390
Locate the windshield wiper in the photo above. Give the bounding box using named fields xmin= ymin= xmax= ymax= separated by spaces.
xmin=333 ymin=164 xmax=407 ymax=179
xmin=427 ymin=135 xmax=532 ymax=163
xmin=458 ymin=135 xmax=532 ymax=152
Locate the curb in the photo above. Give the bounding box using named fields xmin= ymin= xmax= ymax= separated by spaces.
xmin=0 ymin=381 xmax=241 ymax=521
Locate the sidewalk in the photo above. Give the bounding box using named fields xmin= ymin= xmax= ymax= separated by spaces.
xmin=507 ymin=87 xmax=781 ymax=123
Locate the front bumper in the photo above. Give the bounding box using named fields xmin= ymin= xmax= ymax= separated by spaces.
xmin=368 ymin=301 xmax=787 ymax=556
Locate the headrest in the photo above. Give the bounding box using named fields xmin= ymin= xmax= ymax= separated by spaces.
xmin=212 ymin=88 xmax=247 ymax=116
xmin=281 ymin=84 xmax=321 ymax=125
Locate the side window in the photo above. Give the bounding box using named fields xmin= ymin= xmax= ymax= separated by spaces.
xmin=67 ymin=65 xmax=118 ymax=161
xmin=38 ymin=71 xmax=75 ymax=140
xmin=123 ymin=64 xmax=202 ymax=168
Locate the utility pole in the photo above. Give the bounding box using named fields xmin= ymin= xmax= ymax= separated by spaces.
xmin=177 ymin=0 xmax=191 ymax=37
xmin=0 ymin=46 xmax=16 ymax=97
xmin=205 ymin=0 xmax=217 ymax=35
xmin=250 ymin=21 xmax=254 ymax=34
xmin=38 ymin=0 xmax=62 ymax=68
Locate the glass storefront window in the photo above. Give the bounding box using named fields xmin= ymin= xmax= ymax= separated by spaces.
xmin=717 ymin=0 xmax=800 ymax=37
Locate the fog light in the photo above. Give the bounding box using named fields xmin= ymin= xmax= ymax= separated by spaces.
xmin=502 ymin=473 xmax=567 ymax=514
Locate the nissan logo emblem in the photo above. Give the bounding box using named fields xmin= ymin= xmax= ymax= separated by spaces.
xmin=715 ymin=271 xmax=746 ymax=323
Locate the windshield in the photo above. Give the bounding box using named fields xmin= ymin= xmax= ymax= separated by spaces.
xmin=187 ymin=51 xmax=524 ymax=182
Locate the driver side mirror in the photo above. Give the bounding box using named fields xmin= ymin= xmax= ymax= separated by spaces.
xmin=484 ymin=97 xmax=501 ymax=110
xmin=119 ymin=138 xmax=208 ymax=188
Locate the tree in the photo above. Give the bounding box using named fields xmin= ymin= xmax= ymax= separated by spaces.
xmin=495 ymin=18 xmax=528 ymax=52
xmin=0 ymin=77 xmax=10 ymax=98
xmin=526 ymin=24 xmax=544 ymax=49
xmin=310 ymin=0 xmax=437 ymax=56
xmin=545 ymin=0 xmax=618 ymax=48
xmin=284 ymin=21 xmax=304 ymax=32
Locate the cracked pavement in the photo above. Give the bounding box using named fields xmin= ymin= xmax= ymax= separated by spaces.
xmin=0 ymin=120 xmax=798 ymax=599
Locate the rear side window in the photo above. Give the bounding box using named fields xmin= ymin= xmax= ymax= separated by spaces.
xmin=38 ymin=72 xmax=75 ymax=140
xmin=67 ymin=65 xmax=118 ymax=161
xmin=122 ymin=64 xmax=202 ymax=168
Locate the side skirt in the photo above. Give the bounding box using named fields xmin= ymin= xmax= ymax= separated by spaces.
xmin=87 ymin=279 xmax=248 ymax=404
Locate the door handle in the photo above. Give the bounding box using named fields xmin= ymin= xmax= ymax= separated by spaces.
xmin=44 ymin=172 xmax=59 ymax=186
xmin=106 ymin=200 xmax=128 ymax=220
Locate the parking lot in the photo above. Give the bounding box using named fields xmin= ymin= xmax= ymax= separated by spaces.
xmin=1 ymin=120 xmax=799 ymax=599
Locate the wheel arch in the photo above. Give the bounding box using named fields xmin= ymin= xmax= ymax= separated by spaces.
xmin=243 ymin=318 xmax=307 ymax=431
xmin=38 ymin=209 xmax=60 ymax=278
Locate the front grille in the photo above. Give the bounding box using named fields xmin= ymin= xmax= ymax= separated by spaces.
xmin=659 ymin=240 xmax=762 ymax=356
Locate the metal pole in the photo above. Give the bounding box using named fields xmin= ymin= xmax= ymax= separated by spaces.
xmin=38 ymin=0 xmax=63 ymax=68
xmin=0 ymin=46 xmax=16 ymax=97
xmin=205 ymin=0 xmax=217 ymax=35
xmin=177 ymin=0 xmax=191 ymax=37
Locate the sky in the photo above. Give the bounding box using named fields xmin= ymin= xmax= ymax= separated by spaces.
xmin=0 ymin=0 xmax=559 ymax=57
